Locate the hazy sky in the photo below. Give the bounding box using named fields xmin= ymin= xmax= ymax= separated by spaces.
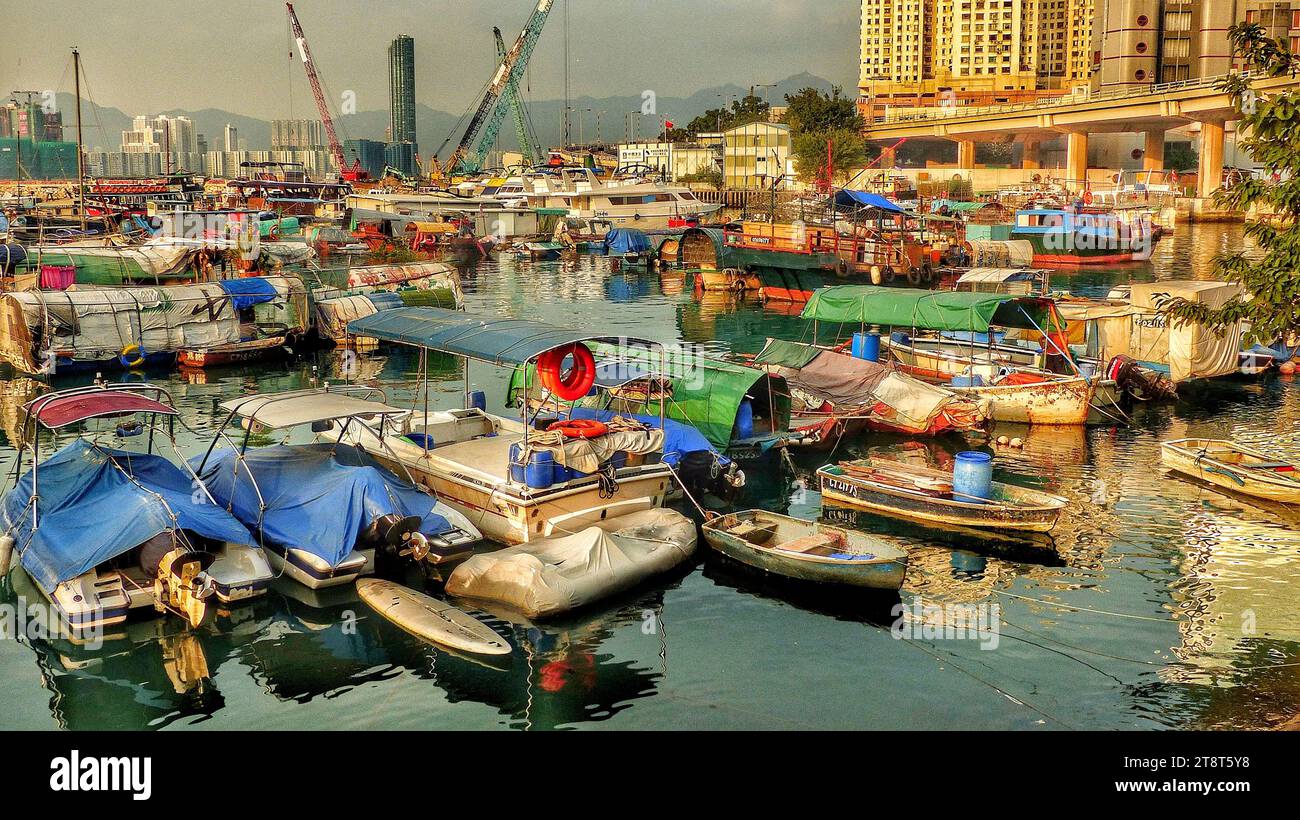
xmin=4 ymin=0 xmax=859 ymax=117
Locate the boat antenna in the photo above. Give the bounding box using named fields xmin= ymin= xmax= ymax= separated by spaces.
xmin=73 ymin=47 xmax=86 ymax=231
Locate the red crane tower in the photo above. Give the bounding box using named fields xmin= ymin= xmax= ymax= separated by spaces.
xmin=285 ymin=3 xmax=368 ymax=182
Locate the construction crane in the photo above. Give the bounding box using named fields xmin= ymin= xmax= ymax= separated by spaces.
xmin=285 ymin=2 xmax=368 ymax=182
xmin=495 ymin=26 xmax=541 ymax=168
xmin=433 ymin=0 xmax=553 ymax=178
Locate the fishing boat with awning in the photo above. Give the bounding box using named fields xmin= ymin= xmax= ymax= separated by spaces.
xmin=341 ymin=308 xmax=676 ymax=545
xmin=801 ymin=286 xmax=1096 ymax=425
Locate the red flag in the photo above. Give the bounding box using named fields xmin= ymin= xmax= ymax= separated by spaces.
xmin=664 ymin=120 xmax=674 ymax=130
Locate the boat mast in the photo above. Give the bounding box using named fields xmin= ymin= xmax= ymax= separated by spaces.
xmin=73 ymin=48 xmax=86 ymax=230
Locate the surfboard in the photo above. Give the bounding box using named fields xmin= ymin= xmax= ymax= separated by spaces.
xmin=356 ymin=578 xmax=511 ymax=656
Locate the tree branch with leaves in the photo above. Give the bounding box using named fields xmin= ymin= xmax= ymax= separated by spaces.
xmin=1160 ymin=23 xmax=1300 ymax=345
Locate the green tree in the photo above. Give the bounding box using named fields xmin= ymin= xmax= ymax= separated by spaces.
xmin=783 ymin=86 xmax=863 ymax=135
xmin=792 ymin=128 xmax=871 ymax=185
xmin=1164 ymin=141 xmax=1198 ymax=172
xmin=1160 ymin=23 xmax=1300 ymax=345
xmin=683 ymin=94 xmax=771 ymax=136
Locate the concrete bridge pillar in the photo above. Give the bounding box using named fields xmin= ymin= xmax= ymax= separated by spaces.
xmin=1143 ymin=130 xmax=1165 ymax=171
xmin=1021 ymin=137 xmax=1042 ymax=170
xmin=880 ymin=145 xmax=897 ymax=169
xmin=956 ymin=139 xmax=975 ymax=169
xmin=1066 ymin=131 xmax=1088 ymax=191
xmin=1198 ymin=120 xmax=1225 ymax=200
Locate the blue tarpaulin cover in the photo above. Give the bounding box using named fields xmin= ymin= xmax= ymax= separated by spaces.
xmin=217 ymin=277 xmax=278 ymax=311
xmin=559 ymin=406 xmax=730 ymax=468
xmin=191 ymin=443 xmax=452 ymax=567
xmin=603 ymin=228 xmax=651 ymax=254
xmin=2 ymin=439 xmax=254 ymax=592
xmin=832 ymin=190 xmax=907 ymax=213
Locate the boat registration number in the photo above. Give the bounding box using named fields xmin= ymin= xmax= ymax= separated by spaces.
xmin=823 ymin=476 xmax=860 ymax=498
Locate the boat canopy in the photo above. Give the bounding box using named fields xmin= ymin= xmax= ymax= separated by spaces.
xmin=801 ymin=285 xmax=1061 ymax=333
xmin=347 ymin=307 xmax=658 ymax=365
xmin=218 ymin=390 xmax=408 ymax=430
xmin=28 ymin=390 xmax=177 ymax=429
xmin=832 ymin=190 xmax=907 ymax=213
xmin=4 ymin=439 xmax=255 ymax=592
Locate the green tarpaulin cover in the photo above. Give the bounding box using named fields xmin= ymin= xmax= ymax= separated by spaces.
xmin=509 ymin=343 xmax=789 ymax=450
xmin=751 ymin=338 xmax=821 ymax=369
xmin=800 ymin=285 xmax=1058 ymax=333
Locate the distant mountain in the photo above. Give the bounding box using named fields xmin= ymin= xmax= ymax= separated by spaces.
xmin=54 ymin=73 xmax=837 ymax=157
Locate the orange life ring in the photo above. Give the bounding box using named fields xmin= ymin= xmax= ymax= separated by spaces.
xmin=546 ymin=418 xmax=609 ymax=439
xmin=1082 ymin=190 xmax=1093 ymax=205
xmin=537 ymin=342 xmax=596 ymax=401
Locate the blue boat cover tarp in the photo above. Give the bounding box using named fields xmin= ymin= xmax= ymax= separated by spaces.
xmin=0 ymin=243 xmax=27 ymax=270
xmin=217 ymin=277 xmax=278 ymax=311
xmin=558 ymin=406 xmax=730 ymax=468
xmin=833 ymin=190 xmax=907 ymax=213
xmin=2 ymin=439 xmax=255 ymax=592
xmin=603 ymin=228 xmax=651 ymax=254
xmin=366 ymin=291 xmax=405 ymax=311
xmin=348 ymin=307 xmax=656 ymax=366
xmin=191 ymin=443 xmax=452 ymax=567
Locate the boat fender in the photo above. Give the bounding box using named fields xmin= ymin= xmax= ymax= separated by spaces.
xmin=546 ymin=419 xmax=609 ymax=439
xmin=118 ymin=343 xmax=146 ymax=369
xmin=537 ymin=343 xmax=597 ymax=401
xmin=920 ymin=262 xmax=934 ymax=284
xmin=882 ymin=266 xmax=896 ymax=284
xmin=906 ymin=266 xmax=923 ymax=286
xmin=0 ymin=533 xmax=14 ymax=576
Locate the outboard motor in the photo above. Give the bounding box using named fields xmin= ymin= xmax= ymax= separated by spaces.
xmin=360 ymin=513 xmax=429 ymax=562
xmin=139 ymin=532 xmax=216 ymax=628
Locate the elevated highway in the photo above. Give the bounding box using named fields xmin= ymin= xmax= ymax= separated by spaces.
xmin=865 ymin=73 xmax=1298 ymax=198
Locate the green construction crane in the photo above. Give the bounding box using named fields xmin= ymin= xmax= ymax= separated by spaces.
xmin=495 ymin=26 xmax=541 ymax=167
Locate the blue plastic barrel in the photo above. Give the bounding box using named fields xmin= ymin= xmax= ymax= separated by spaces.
xmin=950 ymin=374 xmax=984 ymax=388
xmin=953 ymin=451 xmax=993 ymax=500
xmin=469 ymin=390 xmax=486 ymax=411
xmin=851 ymin=332 xmax=881 ymax=362
xmin=406 ymin=432 xmax=435 ymax=451
xmin=733 ymin=399 xmax=755 ymax=439
xmin=508 ymin=443 xmax=527 ymax=483
xmin=525 ymin=450 xmax=555 ymax=489
xmin=890 ymin=330 xmax=911 ymax=347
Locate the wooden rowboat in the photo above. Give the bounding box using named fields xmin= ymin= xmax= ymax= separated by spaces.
xmin=1160 ymin=438 xmax=1300 ymax=504
xmin=177 ymin=336 xmax=289 ymax=369
xmin=817 ymin=456 xmax=1067 ymax=532
xmin=702 ymin=509 xmax=907 ymax=590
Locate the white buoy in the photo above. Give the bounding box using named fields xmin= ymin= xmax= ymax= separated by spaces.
xmin=996 ymin=435 xmax=1010 ymax=446
xmin=1009 ymin=437 xmax=1024 ymax=448
xmin=0 ymin=533 xmax=14 ymax=576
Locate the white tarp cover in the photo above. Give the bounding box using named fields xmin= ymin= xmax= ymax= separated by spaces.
xmin=315 ymin=295 xmax=380 ymax=340
xmin=446 ymin=508 xmax=697 ymax=618
xmin=1057 ymin=282 xmax=1244 ymax=382
xmin=0 ymin=276 xmax=306 ymax=373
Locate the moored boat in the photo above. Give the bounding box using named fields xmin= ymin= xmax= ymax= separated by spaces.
xmin=1160 ymin=438 xmax=1300 ymax=504
xmin=702 ymin=509 xmax=907 ymax=590
xmin=341 ymin=308 xmax=677 ymax=545
xmin=817 ymin=457 xmax=1067 ymax=532
xmin=802 ymin=285 xmax=1097 ymax=426
xmin=445 ymin=508 xmax=698 ymax=619
xmin=191 ymin=387 xmax=483 ymax=589
xmin=0 ymin=384 xmax=273 ymax=631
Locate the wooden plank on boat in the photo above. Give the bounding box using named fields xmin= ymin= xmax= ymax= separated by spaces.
xmin=356 ymin=578 xmax=511 ymax=656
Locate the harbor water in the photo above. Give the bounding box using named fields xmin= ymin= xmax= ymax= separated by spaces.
xmin=3 ymin=222 xmax=1299 ymax=730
